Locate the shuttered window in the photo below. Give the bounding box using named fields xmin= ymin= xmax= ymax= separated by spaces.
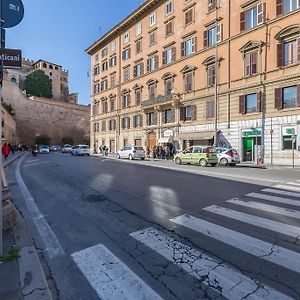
xmin=204 ymin=24 xmax=222 ymax=47
xmin=163 ymin=47 xmax=176 ymax=65
xmin=165 ymin=20 xmax=174 ymax=36
xmin=165 ymin=79 xmax=173 ymax=97
xmin=274 ymin=86 xmax=300 ymax=110
xmin=184 ymin=8 xmax=194 ymax=25
xmin=207 ymin=65 xmax=216 ymax=87
xmin=181 ymin=36 xmax=196 ymax=57
xmin=206 ymin=101 xmax=215 ymax=118
xmin=282 ymin=0 xmax=299 ymax=14
xmin=244 ymin=51 xmax=258 ymax=76
xmin=135 ymin=89 xmax=142 ymax=106
xmin=183 ymin=72 xmax=193 ymax=92
xmin=136 ymin=40 xmax=142 ymax=54
xmin=241 ymin=3 xmax=265 ymax=32
xmin=149 ymin=31 xmax=157 ymax=46
xmin=239 ymin=92 xmax=262 ymax=114
xmin=147 ymin=55 xmax=158 ymax=72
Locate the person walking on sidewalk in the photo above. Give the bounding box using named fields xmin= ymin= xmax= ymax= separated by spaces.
xmin=2 ymin=142 xmax=10 ymax=159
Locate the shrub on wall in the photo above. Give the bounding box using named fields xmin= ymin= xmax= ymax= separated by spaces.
xmin=24 ymin=70 xmax=53 ymax=98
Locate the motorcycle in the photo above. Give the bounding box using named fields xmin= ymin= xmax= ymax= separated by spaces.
xmin=32 ymin=148 xmax=39 ymax=157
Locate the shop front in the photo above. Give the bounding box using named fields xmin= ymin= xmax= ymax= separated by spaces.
xmin=242 ymin=129 xmax=262 ymax=162
xmin=177 ymin=131 xmax=214 ymax=150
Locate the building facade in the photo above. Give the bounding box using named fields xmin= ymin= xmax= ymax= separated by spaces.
xmin=5 ymin=58 xmax=76 ymax=104
xmin=87 ymin=0 xmax=300 ymax=165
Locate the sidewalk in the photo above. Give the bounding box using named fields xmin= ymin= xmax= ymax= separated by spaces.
xmin=1 ymin=152 xmax=52 ymax=300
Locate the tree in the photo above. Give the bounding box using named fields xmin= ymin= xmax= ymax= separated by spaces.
xmin=61 ymin=136 xmax=73 ymax=145
xmin=24 ymin=70 xmax=53 ymax=98
xmin=35 ymin=135 xmax=51 ymax=145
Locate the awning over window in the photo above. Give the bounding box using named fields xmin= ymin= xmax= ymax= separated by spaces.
xmin=177 ymin=131 xmax=214 ymax=140
xmin=157 ymin=136 xmax=174 ymax=144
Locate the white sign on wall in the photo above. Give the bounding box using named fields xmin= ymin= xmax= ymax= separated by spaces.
xmin=163 ymin=129 xmax=173 ymax=137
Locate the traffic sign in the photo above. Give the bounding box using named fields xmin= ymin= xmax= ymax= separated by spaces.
xmin=1 ymin=0 xmax=24 ymax=28
xmin=0 ymin=48 xmax=21 ymax=68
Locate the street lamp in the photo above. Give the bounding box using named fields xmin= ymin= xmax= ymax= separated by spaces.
xmin=213 ymin=0 xmax=220 ymax=147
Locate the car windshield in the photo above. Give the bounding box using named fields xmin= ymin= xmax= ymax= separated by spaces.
xmin=134 ymin=147 xmax=144 ymax=151
xmin=80 ymin=146 xmax=88 ymax=149
xmin=40 ymin=145 xmax=48 ymax=149
xmin=64 ymin=145 xmax=71 ymax=147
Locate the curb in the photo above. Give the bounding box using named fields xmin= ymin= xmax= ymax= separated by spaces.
xmin=12 ymin=205 xmax=52 ymax=300
xmin=4 ymin=152 xmax=26 ymax=168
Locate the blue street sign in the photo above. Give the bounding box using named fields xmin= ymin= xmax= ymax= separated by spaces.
xmin=1 ymin=0 xmax=24 ymax=28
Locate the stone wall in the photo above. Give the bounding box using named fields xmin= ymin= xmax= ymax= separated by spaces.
xmin=2 ymin=80 xmax=90 ymax=146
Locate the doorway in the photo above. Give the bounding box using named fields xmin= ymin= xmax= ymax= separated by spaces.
xmin=148 ymin=131 xmax=157 ymax=151
xmin=243 ymin=137 xmax=261 ymax=162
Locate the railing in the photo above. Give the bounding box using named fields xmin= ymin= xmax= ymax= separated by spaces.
xmin=142 ymin=94 xmax=175 ymax=107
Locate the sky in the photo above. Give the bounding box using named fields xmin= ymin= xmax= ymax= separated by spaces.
xmin=6 ymin=0 xmax=143 ymax=105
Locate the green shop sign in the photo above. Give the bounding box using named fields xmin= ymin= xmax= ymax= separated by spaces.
xmin=242 ymin=129 xmax=261 ymax=137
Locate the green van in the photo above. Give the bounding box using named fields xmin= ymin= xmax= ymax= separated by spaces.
xmin=174 ymin=146 xmax=218 ymax=167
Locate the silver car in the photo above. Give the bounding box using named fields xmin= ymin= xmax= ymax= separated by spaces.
xmin=62 ymin=144 xmax=72 ymax=153
xmin=116 ymin=146 xmax=145 ymax=160
xmin=39 ymin=145 xmax=50 ymax=154
xmin=72 ymin=145 xmax=90 ymax=156
xmin=216 ymin=147 xmax=240 ymax=166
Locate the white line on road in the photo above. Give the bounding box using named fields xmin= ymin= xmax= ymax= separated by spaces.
xmin=203 ymin=205 xmax=300 ymax=239
xmin=262 ymin=188 xmax=300 ymax=198
xmin=130 ymin=227 xmax=292 ymax=300
xmin=227 ymin=198 xmax=300 ymax=220
xmin=274 ymin=184 xmax=300 ymax=192
xmin=247 ymin=192 xmax=300 ymax=207
xmin=170 ymin=214 xmax=300 ymax=274
xmin=15 ymin=154 xmax=64 ymax=259
xmin=71 ymin=243 xmax=162 ymax=300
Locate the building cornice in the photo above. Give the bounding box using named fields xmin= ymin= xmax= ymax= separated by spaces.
xmin=86 ymin=0 xmax=163 ymax=55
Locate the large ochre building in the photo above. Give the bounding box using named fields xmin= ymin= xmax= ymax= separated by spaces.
xmin=87 ymin=0 xmax=300 ymax=165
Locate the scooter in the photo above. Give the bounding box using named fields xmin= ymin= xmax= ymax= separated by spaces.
xmin=32 ymin=149 xmax=39 ymax=157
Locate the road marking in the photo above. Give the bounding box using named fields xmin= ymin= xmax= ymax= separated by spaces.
xmin=71 ymin=243 xmax=162 ymax=300
xmin=247 ymin=192 xmax=300 ymax=207
xmin=274 ymin=184 xmax=300 ymax=192
xmin=130 ymin=227 xmax=292 ymax=300
xmin=15 ymin=154 xmax=64 ymax=259
xmin=203 ymin=205 xmax=300 ymax=240
xmin=227 ymin=199 xmax=300 ymax=220
xmin=262 ymin=188 xmax=300 ymax=198
xmin=170 ymin=214 xmax=300 ymax=274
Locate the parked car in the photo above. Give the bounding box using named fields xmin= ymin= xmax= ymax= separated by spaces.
xmin=39 ymin=145 xmax=50 ymax=154
xmin=116 ymin=146 xmax=145 ymax=160
xmin=71 ymin=145 xmax=90 ymax=156
xmin=62 ymin=144 xmax=73 ymax=153
xmin=216 ymin=147 xmax=240 ymax=166
xmin=174 ymin=146 xmax=218 ymax=167
xmin=50 ymin=145 xmax=61 ymax=152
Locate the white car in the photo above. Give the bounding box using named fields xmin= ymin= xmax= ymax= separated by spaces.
xmin=215 ymin=147 xmax=240 ymax=166
xmin=116 ymin=146 xmax=145 ymax=160
xmin=39 ymin=145 xmax=50 ymax=154
xmin=71 ymin=145 xmax=90 ymax=156
xmin=62 ymin=144 xmax=73 ymax=153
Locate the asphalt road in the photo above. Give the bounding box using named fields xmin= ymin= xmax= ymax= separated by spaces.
xmin=6 ymin=152 xmax=300 ymax=300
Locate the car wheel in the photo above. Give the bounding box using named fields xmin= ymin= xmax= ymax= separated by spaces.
xmin=211 ymin=163 xmax=217 ymax=167
xmin=200 ymin=159 xmax=208 ymax=167
xmin=129 ymin=154 xmax=133 ymax=160
xmin=220 ymin=158 xmax=228 ymax=166
xmin=175 ymin=157 xmax=182 ymax=165
xmin=116 ymin=154 xmax=121 ymax=159
xmin=141 ymin=157 xmax=145 ymax=160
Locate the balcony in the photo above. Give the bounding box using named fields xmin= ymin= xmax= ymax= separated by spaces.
xmin=142 ymin=94 xmax=177 ymax=108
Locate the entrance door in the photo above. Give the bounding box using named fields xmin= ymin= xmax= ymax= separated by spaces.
xmin=109 ymin=140 xmax=115 ymax=153
xmin=243 ymin=138 xmax=253 ymax=162
xmin=148 ymin=132 xmax=157 ymax=151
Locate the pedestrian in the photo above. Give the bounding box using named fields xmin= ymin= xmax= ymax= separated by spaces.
xmin=2 ymin=142 xmax=10 ymax=159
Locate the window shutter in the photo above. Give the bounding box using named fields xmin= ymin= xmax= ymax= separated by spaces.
xmin=128 ymin=48 xmax=131 ymax=59
xmin=257 ymin=3 xmax=263 ymax=24
xmin=122 ymin=50 xmax=125 ymax=60
xmin=239 ymin=95 xmax=246 ymax=114
xmin=216 ymin=24 xmax=223 ymax=43
xmin=171 ymin=108 xmax=175 ymax=123
xmin=275 ymin=88 xmax=283 ymax=110
xmin=128 ymin=94 xmax=131 ymax=107
xmin=172 ymin=47 xmax=176 ymax=62
xmin=277 ymin=44 xmax=284 ymax=67
xmin=192 ymin=36 xmax=197 ymax=53
xmin=251 ymin=52 xmax=258 ymax=75
xmin=155 ymin=55 xmax=159 ymax=69
xmin=192 ymin=105 xmax=197 ymax=121
xmin=147 ymin=59 xmax=150 ymax=72
xmin=244 ymin=54 xmax=250 ymax=76
xmin=133 ymin=65 xmax=137 ymax=78
xmin=181 ymin=41 xmax=185 ymax=57
xmin=256 ymin=92 xmax=262 ymax=112
xmin=139 ymin=114 xmax=143 ymax=127
xmin=162 ymin=51 xmax=166 ymax=65
xmin=162 ymin=111 xmax=166 ymax=124
xmin=141 ymin=63 xmax=144 ymax=75
xmin=298 ymin=38 xmax=300 ymax=63
xmin=203 ymin=30 xmax=208 ymax=48
xmin=153 ymin=112 xmax=157 ymax=125
xmin=240 ymin=12 xmax=245 ymax=32
xmin=276 ymin=0 xmax=283 ymax=16
xmin=128 ymin=117 xmax=130 ymax=129
xmin=184 ymin=74 xmax=188 ymax=92
xmin=297 ymin=85 xmax=300 ymax=107
xmin=180 ymin=106 xmax=185 ymax=121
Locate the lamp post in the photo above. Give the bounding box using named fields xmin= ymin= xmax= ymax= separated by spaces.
xmin=213 ymin=0 xmax=219 ymax=147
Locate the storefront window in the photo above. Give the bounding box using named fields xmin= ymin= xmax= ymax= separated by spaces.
xmin=282 ymin=128 xmax=297 ymax=150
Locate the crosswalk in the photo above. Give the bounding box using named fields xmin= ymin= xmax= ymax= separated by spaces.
xmin=71 ymin=180 xmax=300 ymax=299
